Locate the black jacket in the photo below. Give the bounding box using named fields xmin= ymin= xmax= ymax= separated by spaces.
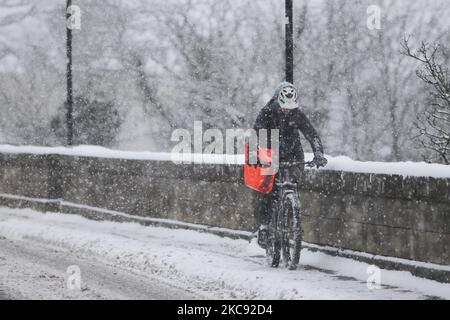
xmin=253 ymin=97 xmax=324 ymax=164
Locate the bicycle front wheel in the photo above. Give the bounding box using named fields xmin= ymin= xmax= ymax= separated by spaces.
xmin=281 ymin=193 xmax=303 ymax=270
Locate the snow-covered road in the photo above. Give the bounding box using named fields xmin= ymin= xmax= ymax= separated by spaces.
xmin=0 ymin=207 xmax=449 ymax=300
xmin=0 ymin=236 xmax=197 ymax=299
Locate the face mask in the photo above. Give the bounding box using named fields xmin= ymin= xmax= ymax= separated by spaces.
xmin=278 ymin=85 xmax=298 ymax=109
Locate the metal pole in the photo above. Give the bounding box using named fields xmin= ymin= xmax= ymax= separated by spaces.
xmin=66 ymin=0 xmax=74 ymax=146
xmin=285 ymin=0 xmax=294 ymax=84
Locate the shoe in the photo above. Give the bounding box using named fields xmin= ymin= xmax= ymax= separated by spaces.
xmin=257 ymin=225 xmax=268 ymax=249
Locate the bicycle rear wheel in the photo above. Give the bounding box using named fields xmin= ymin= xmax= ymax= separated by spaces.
xmin=281 ymin=193 xmax=302 ymax=270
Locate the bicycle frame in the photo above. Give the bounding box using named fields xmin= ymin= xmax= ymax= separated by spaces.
xmin=275 ymin=161 xmax=314 ymax=201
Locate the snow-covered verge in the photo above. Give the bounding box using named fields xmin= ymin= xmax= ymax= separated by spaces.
xmin=0 ymin=144 xmax=449 ymax=178
xmin=0 ymin=207 xmax=449 ymax=300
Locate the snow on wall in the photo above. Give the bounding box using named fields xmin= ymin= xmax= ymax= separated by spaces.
xmin=0 ymin=144 xmax=449 ymax=179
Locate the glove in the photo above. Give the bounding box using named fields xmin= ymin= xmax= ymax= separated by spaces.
xmin=312 ymin=153 xmax=328 ymax=168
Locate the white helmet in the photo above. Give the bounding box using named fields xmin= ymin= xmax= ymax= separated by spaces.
xmin=277 ymin=83 xmax=298 ymax=110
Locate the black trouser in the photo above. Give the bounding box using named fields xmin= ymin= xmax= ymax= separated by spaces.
xmin=255 ymin=166 xmax=302 ymax=227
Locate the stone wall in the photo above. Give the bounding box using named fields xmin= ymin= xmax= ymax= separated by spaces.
xmin=0 ymin=152 xmax=449 ymax=267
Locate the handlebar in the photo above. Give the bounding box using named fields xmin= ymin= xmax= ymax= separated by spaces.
xmin=248 ymin=160 xmax=324 ymax=169
xmin=279 ymin=161 xmax=316 ymax=168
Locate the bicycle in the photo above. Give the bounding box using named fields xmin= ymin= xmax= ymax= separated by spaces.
xmin=266 ymin=160 xmax=315 ymax=270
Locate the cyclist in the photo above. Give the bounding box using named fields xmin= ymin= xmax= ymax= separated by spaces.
xmin=253 ymin=82 xmax=327 ymax=249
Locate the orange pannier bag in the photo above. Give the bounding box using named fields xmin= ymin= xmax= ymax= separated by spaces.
xmin=244 ymin=143 xmax=276 ymax=194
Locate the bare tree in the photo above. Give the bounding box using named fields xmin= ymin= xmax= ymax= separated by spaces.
xmin=0 ymin=1 xmax=64 ymax=145
xmin=402 ymin=39 xmax=450 ymax=164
